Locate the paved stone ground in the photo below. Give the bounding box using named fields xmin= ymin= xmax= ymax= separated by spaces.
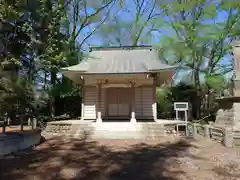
xmin=1 ymin=135 xmax=240 ymax=180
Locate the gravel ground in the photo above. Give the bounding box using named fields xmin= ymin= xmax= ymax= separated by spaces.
xmin=1 ymin=135 xmax=240 ymax=180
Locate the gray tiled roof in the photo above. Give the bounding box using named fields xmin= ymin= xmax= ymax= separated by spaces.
xmin=62 ymin=46 xmax=176 ymax=74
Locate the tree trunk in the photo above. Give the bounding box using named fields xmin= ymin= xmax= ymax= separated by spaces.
xmin=49 ymin=97 xmax=55 ymax=119
xmin=206 ymin=87 xmax=212 ymax=117
xmin=20 ymin=109 xmax=24 ymax=131
xmin=50 ymin=71 xmax=56 ymax=119
xmin=44 ymin=71 xmax=47 ymax=90
xmin=194 ymin=69 xmax=201 ymax=119
xmin=20 ymin=121 xmax=24 ymax=131
xmin=2 ymin=115 xmax=6 ymax=134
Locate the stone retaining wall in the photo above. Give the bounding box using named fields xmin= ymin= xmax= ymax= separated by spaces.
xmin=42 ymin=122 xmax=183 ymax=140
xmin=0 ymin=130 xmax=41 ymax=156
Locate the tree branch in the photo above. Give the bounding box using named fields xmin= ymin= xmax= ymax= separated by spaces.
xmin=79 ymin=2 xmax=115 ymax=48
xmin=209 ymin=8 xmax=240 ymax=74
xmin=74 ymin=0 xmax=115 ymax=40
xmin=132 ymin=0 xmax=156 ymax=45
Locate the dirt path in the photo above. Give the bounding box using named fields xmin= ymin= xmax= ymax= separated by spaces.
xmin=1 ymin=136 xmax=240 ymax=180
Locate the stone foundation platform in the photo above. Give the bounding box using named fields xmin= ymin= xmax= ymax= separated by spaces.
xmin=42 ymin=120 xmax=186 ymax=140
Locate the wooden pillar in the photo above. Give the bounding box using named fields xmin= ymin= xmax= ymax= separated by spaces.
xmin=96 ymin=83 xmax=102 ymax=123
xmin=81 ymin=86 xmax=85 ymax=120
xmin=131 ymin=82 xmax=136 ymax=123
xmin=152 ymin=77 xmax=157 ymax=121
xmin=81 ymin=78 xmax=85 ymax=120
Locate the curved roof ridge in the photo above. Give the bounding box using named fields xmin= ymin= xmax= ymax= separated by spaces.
xmin=90 ymin=45 xmax=153 ymax=51
xmin=61 ymin=47 xmax=176 ymax=74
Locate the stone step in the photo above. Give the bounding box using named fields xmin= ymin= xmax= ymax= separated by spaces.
xmin=42 ymin=130 xmax=165 ymax=139
xmin=43 ymin=131 xmax=165 ymax=136
xmin=44 ymin=126 xmax=165 ymax=132
xmin=42 ymin=133 xmax=166 ymax=140
xmin=42 ymin=122 xmax=170 ymax=140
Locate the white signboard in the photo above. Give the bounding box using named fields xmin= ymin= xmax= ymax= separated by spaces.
xmin=174 ymin=102 xmax=188 ymax=111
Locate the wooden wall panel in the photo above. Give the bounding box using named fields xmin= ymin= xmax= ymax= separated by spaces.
xmin=84 ymin=87 xmax=96 ymax=119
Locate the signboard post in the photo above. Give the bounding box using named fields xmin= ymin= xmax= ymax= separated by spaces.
xmin=174 ymin=102 xmax=189 ymax=135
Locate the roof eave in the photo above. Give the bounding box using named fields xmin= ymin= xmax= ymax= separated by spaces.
xmin=61 ymin=68 xmax=177 ymax=75
xmin=89 ymin=45 xmax=153 ymax=51
xmin=60 ymin=67 xmax=86 ymax=73
xmin=148 ymin=66 xmax=177 ymax=72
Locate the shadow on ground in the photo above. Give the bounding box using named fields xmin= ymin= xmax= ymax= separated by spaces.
xmin=0 ymin=136 xmax=200 ymax=180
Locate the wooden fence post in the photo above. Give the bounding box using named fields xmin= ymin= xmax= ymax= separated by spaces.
xmin=193 ymin=123 xmax=198 ymax=136
xmin=32 ymin=118 xmax=37 ymax=129
xmin=204 ymin=125 xmax=210 ymax=138
xmin=28 ymin=117 xmax=31 ymax=126
xmin=7 ymin=117 xmax=11 ymax=126
xmin=224 ymin=127 xmax=234 ymax=148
